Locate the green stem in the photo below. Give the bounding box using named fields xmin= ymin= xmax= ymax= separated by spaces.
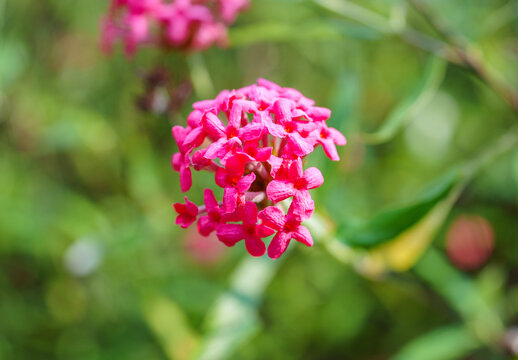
xmin=186 ymin=53 xmax=215 ymax=99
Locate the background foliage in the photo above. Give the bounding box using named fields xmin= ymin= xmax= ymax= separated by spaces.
xmin=1 ymin=0 xmax=518 ymax=359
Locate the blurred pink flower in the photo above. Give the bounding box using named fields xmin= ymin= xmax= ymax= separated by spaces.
xmin=100 ymin=0 xmax=249 ymax=55
xmin=172 ymin=79 xmax=346 ymax=259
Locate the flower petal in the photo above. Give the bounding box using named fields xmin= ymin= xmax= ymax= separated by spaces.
xmin=255 ymin=147 xmax=272 ymax=162
xmin=197 ymin=215 xmax=216 ymax=236
xmin=183 ymin=126 xmax=205 ymax=150
xmin=180 ymin=165 xmax=192 ymax=193
xmin=215 ymin=168 xmax=228 ymax=188
xmin=328 ymin=127 xmax=346 ymax=145
xmin=321 ymin=138 xmax=340 ymax=161
xmin=286 ymin=132 xmax=313 ymax=157
xmin=267 ymin=156 xmax=284 ymax=177
xmin=257 ymin=223 xmax=275 ymax=237
xmin=303 ymin=167 xmax=324 ymax=189
xmin=258 ymin=206 xmax=285 ymax=231
xmin=239 ymin=123 xmax=263 ymax=141
xmin=257 ymin=78 xmax=282 ymax=91
xmin=216 ymin=224 xmax=245 ymax=246
xmin=237 ymin=173 xmax=256 ymax=193
xmin=172 ymin=126 xmax=187 ymax=147
xmin=267 ymin=231 xmax=291 ymax=259
xmin=223 ymin=187 xmax=238 ymax=213
xmin=292 ymin=225 xmax=313 ymax=247
xmin=187 ymin=110 xmax=203 ymax=128
xmin=184 ymin=196 xmax=198 ymax=213
xmin=204 ymin=139 xmax=225 ymax=160
xmin=307 ymin=106 xmax=331 ymax=121
xmin=203 ymin=111 xmax=226 ymax=139
xmin=171 ymin=152 xmax=181 ymax=171
xmin=290 ymin=191 xmax=314 ymax=221
xmin=173 ymin=197 xmax=198 ymax=228
xmin=225 ymin=154 xmax=248 ymax=176
xmin=266 ymin=180 xmax=295 ymax=203
xmin=272 ymin=99 xmax=292 ymax=124
xmin=245 ymin=235 xmax=266 ymax=257
xmin=264 ymin=117 xmax=287 ymax=138
xmin=288 ymin=158 xmax=303 ymax=182
xmin=176 ymin=214 xmax=195 ymax=228
xmin=203 ymin=189 xmax=219 ymax=213
xmin=243 ymin=202 xmax=258 ymax=226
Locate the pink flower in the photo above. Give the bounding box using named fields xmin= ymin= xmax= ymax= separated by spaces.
xmin=170 ymin=79 xmax=346 ymax=259
xmin=202 ymin=110 xmax=263 ymax=162
xmin=171 ymin=152 xmax=192 ymax=193
xmin=197 ymin=189 xmax=224 ymax=236
xmin=215 ymin=154 xmax=256 ymax=212
xmin=216 ymin=202 xmax=272 ymax=256
xmin=100 ymin=0 xmax=250 ymax=56
xmin=173 ymin=196 xmax=199 ymax=228
xmin=266 ymin=158 xmax=323 ymax=203
xmin=310 ymin=123 xmax=347 ymax=161
xmin=264 ymin=99 xmax=315 ymax=157
xmin=258 ymin=205 xmax=313 ymax=259
xmin=218 ymin=0 xmax=249 ymax=23
xmin=266 ymin=158 xmax=322 ymax=220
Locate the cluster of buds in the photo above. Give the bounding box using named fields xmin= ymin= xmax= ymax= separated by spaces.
xmin=101 ymin=0 xmax=249 ymax=55
xmin=172 ymin=79 xmax=346 ymax=259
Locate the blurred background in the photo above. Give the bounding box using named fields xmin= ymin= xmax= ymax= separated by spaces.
xmin=1 ymin=0 xmax=518 ymax=359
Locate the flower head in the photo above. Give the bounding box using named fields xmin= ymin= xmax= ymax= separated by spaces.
xmin=172 ymin=79 xmax=346 ymax=259
xmin=100 ymin=0 xmax=249 ymax=55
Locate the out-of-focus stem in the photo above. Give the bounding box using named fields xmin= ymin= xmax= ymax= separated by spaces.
xmin=187 ymin=53 xmax=214 ymax=99
xmin=305 ymin=212 xmax=357 ymax=265
xmin=313 ymin=0 xmax=460 ymax=63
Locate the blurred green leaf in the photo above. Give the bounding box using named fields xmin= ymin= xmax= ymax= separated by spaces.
xmin=391 ymin=325 xmax=479 ymax=360
xmin=143 ymin=296 xmax=199 ymax=360
xmin=340 ymin=169 xmax=461 ymax=248
xmin=195 ymin=256 xmax=281 ymax=360
xmin=0 ymin=38 xmax=27 ymax=91
xmin=362 ymin=56 xmax=446 ymax=144
xmin=355 ymin=182 xmax=461 ymax=274
xmin=414 ymin=249 xmax=504 ymax=344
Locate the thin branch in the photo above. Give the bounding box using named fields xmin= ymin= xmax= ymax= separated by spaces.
xmin=314 ymin=0 xmax=518 ymax=113
xmin=313 ymin=0 xmax=461 ymax=63
xmin=408 ymin=0 xmax=518 ymax=112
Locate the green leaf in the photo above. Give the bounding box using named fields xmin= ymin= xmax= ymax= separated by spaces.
xmin=195 ymin=256 xmax=281 ymax=360
xmin=340 ymin=169 xmax=461 ymax=248
xmin=414 ymin=249 xmax=503 ymax=344
xmin=0 ymin=38 xmax=28 ymax=91
xmin=142 ymin=296 xmax=199 ymax=360
xmin=391 ymin=325 xmax=479 ymax=360
xmin=362 ymin=56 xmax=446 ymax=144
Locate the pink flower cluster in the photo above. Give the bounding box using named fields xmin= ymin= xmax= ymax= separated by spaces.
xmin=172 ymin=79 xmax=346 ymax=259
xmin=101 ymin=0 xmax=249 ymax=55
